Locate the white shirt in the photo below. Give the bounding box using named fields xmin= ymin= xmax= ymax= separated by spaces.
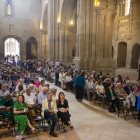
xmin=66 ymin=76 xmax=72 ymax=83
xmin=96 ymin=85 xmax=104 ymax=94
xmin=24 ymin=92 xmax=36 ymax=104
xmin=15 ymin=84 xmax=26 ymax=92
xmin=52 ymin=95 xmax=58 ymax=100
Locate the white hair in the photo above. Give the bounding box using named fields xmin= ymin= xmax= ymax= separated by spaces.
xmin=43 ymin=87 xmax=48 ymax=92
xmin=51 ymin=88 xmax=57 ymax=94
xmin=126 ymin=80 xmax=130 ymax=84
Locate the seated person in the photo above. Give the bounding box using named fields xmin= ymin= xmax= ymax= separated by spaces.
xmin=124 ymin=80 xmax=132 ymax=95
xmin=10 ymin=72 xmax=17 ymax=82
xmin=0 ymin=84 xmax=9 ymax=99
xmin=126 ymin=86 xmax=138 ymax=108
xmin=59 ymin=71 xmax=65 ymax=88
xmin=115 ymin=83 xmax=127 ymax=98
xmin=57 ymin=92 xmax=74 ymax=133
xmin=105 ymin=83 xmax=120 ymax=112
xmin=51 ymin=88 xmax=58 ymax=100
xmin=0 ymin=93 xmax=14 ymax=129
xmin=14 ymin=95 xmax=37 ymax=140
xmin=34 ymin=77 xmax=40 ymax=88
xmin=96 ymin=80 xmax=106 ymax=106
xmin=38 ymin=87 xmax=48 ymax=105
xmin=45 ymin=84 xmax=51 ymax=92
xmin=39 ymin=80 xmax=45 ymax=93
xmin=42 ymin=92 xmax=57 ymax=137
xmin=24 ymin=88 xmax=37 ymax=117
xmin=85 ymin=77 xmax=96 ymax=101
xmin=13 ymin=85 xmax=25 ymax=102
xmin=29 ymin=80 xmax=38 ymax=93
xmin=15 ymin=79 xmax=26 ymax=94
xmin=65 ymin=73 xmax=73 ymax=91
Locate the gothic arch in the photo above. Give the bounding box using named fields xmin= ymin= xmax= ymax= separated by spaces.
xmin=26 ymin=37 xmax=38 ymax=60
xmin=117 ymin=41 xmax=127 ymax=67
xmin=61 ymin=0 xmax=77 ymax=25
xmin=131 ymin=43 xmax=140 ymax=69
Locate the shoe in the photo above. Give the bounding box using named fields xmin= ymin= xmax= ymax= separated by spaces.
xmin=63 ymin=127 xmax=67 ymax=133
xmin=50 ymin=131 xmax=58 ymax=137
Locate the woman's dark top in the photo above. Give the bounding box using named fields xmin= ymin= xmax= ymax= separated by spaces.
xmin=5 ymin=101 xmax=10 ymax=107
xmin=105 ymin=88 xmax=115 ymax=101
xmin=57 ymin=99 xmax=69 ymax=109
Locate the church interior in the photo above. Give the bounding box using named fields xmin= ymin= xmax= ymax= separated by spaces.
xmin=1 ymin=0 xmax=140 ymax=140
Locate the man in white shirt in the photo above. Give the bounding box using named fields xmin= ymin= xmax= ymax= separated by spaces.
xmin=0 ymin=85 xmax=9 ymax=98
xmin=24 ymin=88 xmax=36 ymax=106
xmin=24 ymin=88 xmax=37 ymax=116
xmin=15 ymin=79 xmax=26 ymax=93
xmin=38 ymin=87 xmax=48 ymax=105
xmin=85 ymin=77 xmax=96 ymax=100
xmin=55 ymin=60 xmax=59 ymax=67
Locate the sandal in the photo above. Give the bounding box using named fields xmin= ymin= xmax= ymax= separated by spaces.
xmin=21 ymin=138 xmax=25 ymax=140
xmin=31 ymin=127 xmax=37 ymax=133
xmin=63 ymin=127 xmax=67 ymax=133
xmin=69 ymin=123 xmax=74 ymax=129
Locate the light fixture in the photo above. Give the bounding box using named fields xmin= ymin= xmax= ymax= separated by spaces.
xmin=57 ymin=19 xmax=60 ymax=23
xmin=70 ymin=20 xmax=73 ymax=25
xmin=94 ymin=0 xmax=100 ymax=7
xmin=40 ymin=25 xmax=42 ymax=29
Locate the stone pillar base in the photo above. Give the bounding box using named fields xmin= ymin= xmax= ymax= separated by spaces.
xmin=59 ymin=61 xmax=72 ymax=65
xmin=95 ymin=58 xmax=116 ymax=77
xmin=73 ymin=57 xmax=84 ymax=70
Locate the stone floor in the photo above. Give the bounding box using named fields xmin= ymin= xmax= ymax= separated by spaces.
xmin=1 ymin=69 xmax=140 ymax=140
xmin=1 ymin=78 xmax=140 ymax=140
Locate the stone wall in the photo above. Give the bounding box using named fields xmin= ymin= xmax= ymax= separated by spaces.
xmin=0 ymin=0 xmax=41 ymax=60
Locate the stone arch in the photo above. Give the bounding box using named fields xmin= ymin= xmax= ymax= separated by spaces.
xmin=3 ymin=35 xmax=21 ymax=58
xmin=26 ymin=37 xmax=38 ymax=60
xmin=131 ymin=43 xmax=140 ymax=69
xmin=60 ymin=0 xmax=77 ymax=62
xmin=117 ymin=41 xmax=127 ymax=67
xmin=61 ymin=0 xmax=77 ymax=25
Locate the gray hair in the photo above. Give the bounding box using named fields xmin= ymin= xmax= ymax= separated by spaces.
xmin=47 ymin=92 xmax=52 ymax=96
xmin=51 ymin=88 xmax=57 ymax=94
xmin=43 ymin=87 xmax=48 ymax=92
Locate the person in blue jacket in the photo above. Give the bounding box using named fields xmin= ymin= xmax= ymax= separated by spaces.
xmin=137 ymin=92 xmax=140 ymax=122
xmin=75 ymin=71 xmax=86 ymax=102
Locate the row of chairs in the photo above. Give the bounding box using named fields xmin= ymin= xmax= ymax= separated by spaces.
xmin=86 ymin=91 xmax=138 ymax=121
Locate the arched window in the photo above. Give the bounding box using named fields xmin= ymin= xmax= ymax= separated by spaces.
xmin=7 ymin=4 xmax=12 ymax=16
xmin=125 ymin=0 xmax=131 ymax=16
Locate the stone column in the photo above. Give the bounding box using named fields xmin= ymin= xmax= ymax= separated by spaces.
xmin=104 ymin=11 xmax=112 ymax=58
xmin=97 ymin=10 xmax=105 ymax=58
xmin=84 ymin=0 xmax=90 ymax=71
xmin=73 ymin=0 xmax=86 ymax=69
xmin=65 ymin=29 xmax=69 ymax=61
xmin=48 ymin=0 xmax=54 ymax=60
xmin=59 ymin=24 xmax=65 ymax=61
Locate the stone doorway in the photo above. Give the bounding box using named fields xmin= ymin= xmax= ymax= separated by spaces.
xmin=117 ymin=42 xmax=127 ymax=67
xmin=26 ymin=37 xmax=38 ymax=60
xmin=3 ymin=35 xmax=21 ymax=59
xmin=131 ymin=43 xmax=140 ymax=69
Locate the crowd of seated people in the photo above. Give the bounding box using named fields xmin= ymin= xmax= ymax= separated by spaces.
xmin=1 ymin=58 xmax=140 ymax=138
xmin=0 ymin=59 xmax=75 ymax=139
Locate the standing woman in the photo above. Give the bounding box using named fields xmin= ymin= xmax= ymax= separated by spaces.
xmin=75 ymin=72 xmax=86 ymax=102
